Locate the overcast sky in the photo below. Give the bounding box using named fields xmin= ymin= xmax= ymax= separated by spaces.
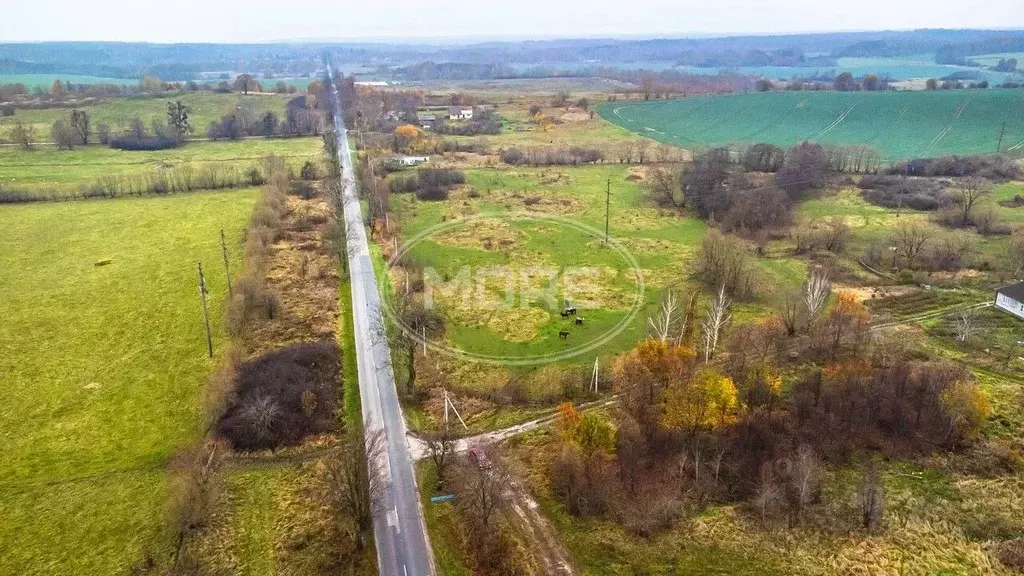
xmin=1 ymin=0 xmax=1022 ymax=43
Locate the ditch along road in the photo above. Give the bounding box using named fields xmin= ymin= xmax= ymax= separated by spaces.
xmin=327 ymin=65 xmax=435 ymax=576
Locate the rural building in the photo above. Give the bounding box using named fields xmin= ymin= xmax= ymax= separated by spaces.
xmin=418 ymin=114 xmax=437 ymax=129
xmin=449 ymin=106 xmax=473 ymax=120
xmin=387 ymin=155 xmax=429 ymax=169
xmin=995 ymin=282 xmax=1024 ymax=320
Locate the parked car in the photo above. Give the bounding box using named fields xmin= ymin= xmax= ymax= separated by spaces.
xmin=467 ymin=447 xmax=492 ymax=469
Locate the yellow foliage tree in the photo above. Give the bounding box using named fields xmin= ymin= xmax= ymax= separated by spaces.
xmin=394 ymin=124 xmax=420 ymax=139
xmin=613 ymin=338 xmax=695 ymax=405
xmin=661 ymin=367 xmax=739 ymax=433
xmin=940 ymin=380 xmax=990 ymax=442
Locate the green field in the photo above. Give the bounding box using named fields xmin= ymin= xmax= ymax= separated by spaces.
xmin=0 ymin=92 xmax=297 ymax=143
xmin=0 ymin=137 xmax=321 ymax=196
xmin=600 ymin=89 xmax=1024 ymax=161
xmin=0 ymin=190 xmax=257 ymax=574
xmin=0 ymin=73 xmax=137 ymax=88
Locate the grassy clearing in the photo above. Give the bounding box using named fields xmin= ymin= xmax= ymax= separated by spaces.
xmin=0 ymin=137 xmax=320 ymax=196
xmin=0 ymin=189 xmax=257 ymax=574
xmin=391 ymin=163 xmax=810 ymax=371
xmin=0 ymin=92 xmax=296 ymax=143
xmin=600 ymin=89 xmax=1024 ymax=161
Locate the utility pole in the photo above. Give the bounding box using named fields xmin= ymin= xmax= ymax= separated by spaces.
xmin=220 ymin=229 xmax=232 ymax=297
xmin=591 ymin=357 xmax=599 ymax=394
xmin=443 ymin=389 xmax=468 ymax=430
xmin=604 ymin=179 xmax=611 ymax=246
xmin=197 ymin=262 xmax=213 ymax=358
xmin=997 ymin=122 xmax=1007 ymax=153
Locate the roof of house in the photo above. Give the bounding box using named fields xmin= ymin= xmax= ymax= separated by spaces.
xmin=997 ymin=281 xmax=1024 ymax=302
xmin=449 ymin=106 xmax=471 ymax=113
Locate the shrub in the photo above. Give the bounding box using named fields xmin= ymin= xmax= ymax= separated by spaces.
xmin=108 ymin=135 xmax=181 ymax=151
xmin=416 ymin=186 xmax=449 ymax=201
xmin=299 ymin=161 xmax=321 ymax=180
xmin=217 ymin=341 xmax=340 ymax=451
xmin=858 ymin=175 xmax=949 ymax=211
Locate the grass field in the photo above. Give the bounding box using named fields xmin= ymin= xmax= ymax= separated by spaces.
xmin=0 ymin=137 xmax=321 ymax=196
xmin=0 ymin=190 xmax=257 ymax=574
xmin=0 ymin=73 xmax=136 ymax=88
xmin=600 ymin=89 xmax=1024 ymax=161
xmin=0 ymin=92 xmax=297 ymax=144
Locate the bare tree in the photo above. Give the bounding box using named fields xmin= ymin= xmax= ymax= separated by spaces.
xmin=1010 ymin=230 xmax=1024 ymax=278
xmin=951 ymin=177 xmax=993 ymax=226
xmin=702 ymin=285 xmax=731 ymax=363
xmin=785 ymin=445 xmax=821 ymax=527
xmin=324 ymin=427 xmax=387 ymax=551
xmin=10 ymin=122 xmax=35 ymax=149
xmin=425 ymin=428 xmax=456 ymax=489
xmin=51 ymin=118 xmax=77 ymax=149
xmin=954 ymin=308 xmax=978 ymax=343
xmin=635 ymin=139 xmax=650 ymax=164
xmin=648 ymin=167 xmax=681 ymax=207
xmin=237 ymin=395 xmax=281 ymax=446
xmin=457 ymin=461 xmax=509 ymax=531
xmin=890 ymin=222 xmax=933 ymax=268
xmin=70 ymin=109 xmax=89 ymax=145
xmin=860 ymin=458 xmax=884 ymax=532
xmin=648 ymin=290 xmax=681 ymax=342
xmin=754 ymin=462 xmax=784 ymax=522
xmin=803 ymin=267 xmax=832 ymax=324
xmin=776 ymin=289 xmax=803 ymax=337
xmin=168 ymin=440 xmax=226 ymax=572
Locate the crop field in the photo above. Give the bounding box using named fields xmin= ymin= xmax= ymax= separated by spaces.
xmin=600 ymin=89 xmax=1024 ymax=161
xmin=0 ymin=92 xmax=297 ymax=143
xmin=0 ymin=73 xmax=137 ymax=88
xmin=0 ymin=137 xmax=321 ymax=197
xmin=0 ymin=190 xmax=257 ymax=574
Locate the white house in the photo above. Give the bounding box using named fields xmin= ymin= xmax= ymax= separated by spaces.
xmin=397 ymin=156 xmax=429 ymax=167
xmin=995 ymin=282 xmax=1024 ymax=320
xmin=448 ymin=106 xmax=473 ymax=120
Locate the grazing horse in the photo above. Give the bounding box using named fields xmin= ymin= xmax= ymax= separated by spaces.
xmin=558 ymin=330 xmax=570 ymax=339
xmin=575 ymin=316 xmax=585 ymax=326
xmin=561 ymin=307 xmax=577 ymax=317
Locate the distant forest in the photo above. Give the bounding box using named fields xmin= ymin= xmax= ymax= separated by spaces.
xmin=2 ymin=29 xmax=1024 ymax=81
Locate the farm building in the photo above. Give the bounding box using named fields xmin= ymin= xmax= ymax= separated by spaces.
xmin=995 ymin=282 xmax=1024 ymax=320
xmin=388 ymin=155 xmax=429 ymax=168
xmin=449 ymin=106 xmax=473 ymax=120
xmin=418 ymin=114 xmax=437 ymax=129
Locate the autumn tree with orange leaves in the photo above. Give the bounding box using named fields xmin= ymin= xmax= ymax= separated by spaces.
xmin=613 ymin=339 xmax=696 ymax=429
xmin=823 ymin=291 xmax=869 ymax=360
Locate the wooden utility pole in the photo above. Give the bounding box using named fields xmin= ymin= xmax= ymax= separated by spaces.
xmin=220 ymin=229 xmax=232 ymax=297
xmin=997 ymin=122 xmax=1007 ymax=153
xmin=197 ymin=262 xmax=213 ymax=358
xmin=604 ymin=179 xmax=611 ymax=246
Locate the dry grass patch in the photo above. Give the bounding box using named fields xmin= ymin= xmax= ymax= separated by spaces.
xmin=433 ymin=217 xmax=524 ymax=250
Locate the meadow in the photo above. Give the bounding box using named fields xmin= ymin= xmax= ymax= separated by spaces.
xmin=0 ymin=137 xmax=321 ymax=197
xmin=0 ymin=91 xmax=297 ymax=144
xmin=0 ymin=190 xmax=257 ymax=574
xmin=600 ymin=89 xmax=1024 ymax=161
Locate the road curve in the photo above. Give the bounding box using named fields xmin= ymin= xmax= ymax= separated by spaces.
xmin=326 ymin=61 xmax=435 ymax=576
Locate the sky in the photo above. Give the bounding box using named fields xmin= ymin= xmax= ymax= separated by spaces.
xmin=0 ymin=0 xmax=1022 ymax=43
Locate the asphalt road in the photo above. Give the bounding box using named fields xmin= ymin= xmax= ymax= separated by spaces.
xmin=327 ymin=64 xmax=435 ymax=576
